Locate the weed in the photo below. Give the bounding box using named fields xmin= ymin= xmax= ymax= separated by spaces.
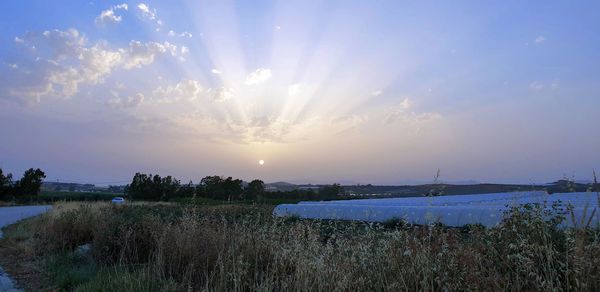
xmin=4 ymin=200 xmax=599 ymax=291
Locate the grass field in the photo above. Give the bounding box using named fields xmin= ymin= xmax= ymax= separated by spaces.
xmin=1 ymin=191 xmax=121 ymax=205
xmin=1 ymin=200 xmax=599 ymax=291
xmin=38 ymin=191 xmax=120 ymax=202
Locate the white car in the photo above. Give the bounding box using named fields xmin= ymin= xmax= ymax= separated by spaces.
xmin=111 ymin=197 xmax=125 ymax=203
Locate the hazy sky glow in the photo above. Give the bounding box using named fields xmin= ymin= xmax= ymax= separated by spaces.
xmin=1 ymin=1 xmax=599 ymax=185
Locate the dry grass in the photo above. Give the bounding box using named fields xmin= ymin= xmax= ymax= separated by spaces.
xmin=4 ymin=201 xmax=600 ymax=291
xmin=0 ymin=215 xmax=54 ymax=291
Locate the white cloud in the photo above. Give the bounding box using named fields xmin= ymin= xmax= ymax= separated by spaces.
xmin=209 ymin=87 xmax=234 ymax=102
xmin=399 ymin=98 xmax=410 ymax=109
xmin=8 ymin=64 xmax=18 ymax=69
xmin=384 ymin=111 xmax=402 ymax=124
xmin=211 ymin=69 xmax=221 ymax=75
xmin=330 ymin=115 xmax=368 ymax=129
xmin=275 ymin=26 xmax=281 ymax=31
xmin=168 ymin=30 xmax=192 ymax=38
xmin=529 ymin=81 xmax=544 ymax=91
xmin=14 ymin=37 xmax=24 ymax=43
xmin=122 ymin=40 xmax=177 ymax=69
xmin=95 ymin=3 xmax=128 ymax=26
xmin=288 ymin=84 xmax=301 ymax=96
xmin=7 ymin=29 xmax=180 ymax=102
xmin=151 ymin=79 xmax=202 ymax=102
xmin=371 ymin=90 xmax=382 ymax=96
xmin=107 ymin=93 xmax=144 ymax=108
xmin=180 ymin=46 xmax=189 ymax=55
xmin=96 ymin=10 xmax=122 ymax=25
xmin=535 ymin=36 xmax=546 ymax=43
xmin=137 ymin=3 xmax=152 ymax=16
xmin=137 ymin=3 xmax=160 ymax=26
xmin=113 ymin=3 xmax=128 ymax=10
xmin=385 ymin=110 xmax=441 ymax=125
xmin=384 ymin=98 xmax=413 ymax=124
xmin=40 ymin=29 xmax=86 ymax=60
xmin=245 ymin=68 xmax=272 ymax=85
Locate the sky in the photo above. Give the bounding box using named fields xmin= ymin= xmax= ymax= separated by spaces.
xmin=0 ymin=0 xmax=599 ymax=185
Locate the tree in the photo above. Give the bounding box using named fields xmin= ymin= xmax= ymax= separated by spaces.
xmin=195 ymin=182 xmax=206 ymax=198
xmin=125 ymin=173 xmax=154 ymax=200
xmin=151 ymin=175 xmax=163 ymax=200
xmin=126 ymin=173 xmax=179 ymax=201
xmin=197 ymin=176 xmax=244 ymax=201
xmin=176 ymin=181 xmax=195 ymax=198
xmin=160 ymin=175 xmax=180 ymax=201
xmin=319 ymin=183 xmax=344 ymax=198
xmin=0 ymin=168 xmax=14 ymax=200
xmin=223 ymin=177 xmax=243 ymax=201
xmin=201 ymin=176 xmax=225 ymax=200
xmin=245 ymin=179 xmax=265 ymax=201
xmin=17 ymin=168 xmax=46 ymax=197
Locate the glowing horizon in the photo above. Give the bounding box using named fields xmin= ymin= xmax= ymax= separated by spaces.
xmin=1 ymin=1 xmax=599 ymax=185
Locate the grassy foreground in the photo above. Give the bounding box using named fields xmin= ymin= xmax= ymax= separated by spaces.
xmin=1 ymin=201 xmax=599 ymax=291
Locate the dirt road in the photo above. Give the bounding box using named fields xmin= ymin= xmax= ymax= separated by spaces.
xmin=0 ymin=205 xmax=51 ymax=292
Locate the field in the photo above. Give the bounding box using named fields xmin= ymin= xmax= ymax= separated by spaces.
xmin=1 ymin=200 xmax=599 ymax=291
xmin=342 ymin=180 xmax=594 ymax=197
xmin=2 ymin=191 xmax=120 ymax=205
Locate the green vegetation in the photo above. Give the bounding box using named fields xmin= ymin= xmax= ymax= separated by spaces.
xmin=74 ymin=268 xmax=178 ymax=292
xmin=1 ymin=200 xmax=599 ymax=291
xmin=2 ymin=170 xmax=599 ymax=290
xmin=45 ymin=252 xmax=99 ymax=290
xmin=124 ymin=172 xmax=343 ymax=202
xmin=0 ymin=167 xmax=46 ymax=202
xmin=43 ymin=252 xmax=176 ymax=292
xmin=38 ymin=191 xmax=118 ymax=202
xmin=344 ymin=180 xmax=594 ymax=197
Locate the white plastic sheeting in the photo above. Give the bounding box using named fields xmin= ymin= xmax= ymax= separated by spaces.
xmin=273 ymin=191 xmax=600 ymax=227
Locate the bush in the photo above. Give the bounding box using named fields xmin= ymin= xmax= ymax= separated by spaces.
xmin=21 ymin=201 xmax=600 ymax=291
xmin=45 ymin=252 xmax=98 ymax=290
xmin=381 ymin=217 xmax=409 ymax=229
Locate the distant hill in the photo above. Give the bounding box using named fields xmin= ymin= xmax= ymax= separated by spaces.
xmin=265 ymin=181 xmax=297 ymax=191
xmin=342 ymin=181 xmax=596 ymax=197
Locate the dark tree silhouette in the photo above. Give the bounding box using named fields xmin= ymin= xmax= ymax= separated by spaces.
xmin=17 ymin=168 xmax=46 ymax=197
xmin=245 ymin=179 xmax=265 ymax=201
xmin=0 ymin=168 xmax=14 ymax=200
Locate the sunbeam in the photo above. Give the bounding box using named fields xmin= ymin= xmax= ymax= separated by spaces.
xmin=1 ymin=0 xmax=598 ymax=184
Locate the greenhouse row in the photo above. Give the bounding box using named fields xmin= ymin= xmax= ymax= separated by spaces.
xmin=273 ymin=191 xmax=600 ymax=227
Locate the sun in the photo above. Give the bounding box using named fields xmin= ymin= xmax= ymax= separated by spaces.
xmin=259 ymin=160 xmax=265 ymax=166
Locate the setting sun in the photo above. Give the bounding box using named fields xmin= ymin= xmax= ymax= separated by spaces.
xmin=1 ymin=1 xmax=600 ymax=290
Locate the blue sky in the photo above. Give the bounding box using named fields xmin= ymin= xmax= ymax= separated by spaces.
xmin=0 ymin=0 xmax=599 ymax=185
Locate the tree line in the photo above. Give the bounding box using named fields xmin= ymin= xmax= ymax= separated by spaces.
xmin=124 ymin=172 xmax=344 ymax=202
xmin=0 ymin=168 xmax=46 ymax=201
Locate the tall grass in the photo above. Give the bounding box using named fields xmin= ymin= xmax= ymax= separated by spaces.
xmin=16 ymin=201 xmax=600 ymax=291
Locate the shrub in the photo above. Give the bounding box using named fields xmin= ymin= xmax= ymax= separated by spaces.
xmin=21 ymin=201 xmax=600 ymax=291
